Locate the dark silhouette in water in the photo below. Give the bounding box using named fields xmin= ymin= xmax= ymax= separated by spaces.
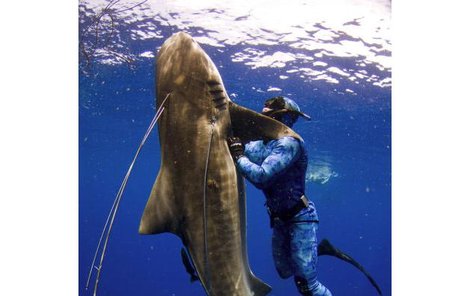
xmin=318 ymin=239 xmax=382 ymax=295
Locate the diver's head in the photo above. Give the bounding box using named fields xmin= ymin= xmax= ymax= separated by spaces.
xmin=261 ymin=96 xmax=311 ymax=127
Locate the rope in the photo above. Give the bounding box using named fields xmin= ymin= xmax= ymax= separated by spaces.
xmin=86 ymin=92 xmax=171 ymax=294
xmin=202 ymin=116 xmax=216 ymax=293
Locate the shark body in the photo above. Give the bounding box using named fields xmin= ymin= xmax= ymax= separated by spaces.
xmin=139 ymin=32 xmax=300 ymax=296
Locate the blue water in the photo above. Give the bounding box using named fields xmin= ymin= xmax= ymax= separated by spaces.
xmin=79 ymin=1 xmax=391 ymax=295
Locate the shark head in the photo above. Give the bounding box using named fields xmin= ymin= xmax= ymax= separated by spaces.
xmin=157 ymin=32 xmax=230 ymax=116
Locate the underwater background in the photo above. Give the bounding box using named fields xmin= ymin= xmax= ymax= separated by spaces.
xmin=79 ymin=0 xmax=391 ymax=295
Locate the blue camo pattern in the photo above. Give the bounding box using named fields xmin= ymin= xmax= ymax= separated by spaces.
xmin=236 ymin=136 xmax=308 ymax=214
xmin=235 ymin=132 xmax=332 ymax=295
xmin=272 ymin=203 xmax=332 ymax=295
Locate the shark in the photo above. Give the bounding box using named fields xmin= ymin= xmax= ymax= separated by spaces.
xmin=138 ymin=32 xmax=302 ymax=296
xmin=137 ymin=32 xmax=382 ymax=296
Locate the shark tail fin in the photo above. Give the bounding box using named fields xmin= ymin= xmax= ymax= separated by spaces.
xmin=318 ymin=239 xmax=383 ymax=295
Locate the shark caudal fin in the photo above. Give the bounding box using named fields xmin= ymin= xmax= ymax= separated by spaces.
xmin=229 ymin=102 xmax=302 ymax=143
xmin=318 ymin=239 xmax=382 ymax=295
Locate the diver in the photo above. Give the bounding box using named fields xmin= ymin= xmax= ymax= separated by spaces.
xmin=228 ymin=96 xmax=332 ymax=296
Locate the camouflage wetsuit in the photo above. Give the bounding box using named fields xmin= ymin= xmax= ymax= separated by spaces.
xmin=236 ymin=134 xmax=332 ymax=296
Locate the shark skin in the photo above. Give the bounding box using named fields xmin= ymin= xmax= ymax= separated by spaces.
xmin=138 ymin=32 xmax=301 ymax=296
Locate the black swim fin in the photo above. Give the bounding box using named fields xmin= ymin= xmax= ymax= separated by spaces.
xmin=180 ymin=248 xmax=199 ymax=283
xmin=318 ymin=239 xmax=382 ymax=295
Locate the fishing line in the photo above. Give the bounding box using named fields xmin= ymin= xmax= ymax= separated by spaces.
xmin=202 ymin=116 xmax=216 ymax=293
xmin=86 ymin=92 xmax=171 ymax=294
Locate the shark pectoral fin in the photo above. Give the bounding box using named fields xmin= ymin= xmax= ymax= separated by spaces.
xmin=318 ymin=239 xmax=383 ymax=295
xmin=229 ymin=102 xmax=302 ymax=143
xmin=139 ymin=174 xmax=175 ymax=235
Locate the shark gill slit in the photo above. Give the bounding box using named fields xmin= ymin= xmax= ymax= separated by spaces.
xmin=206 ymin=79 xmax=220 ymax=87
xmin=208 ymin=81 xmax=227 ymax=111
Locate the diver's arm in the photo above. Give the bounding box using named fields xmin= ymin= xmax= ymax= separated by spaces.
xmin=236 ymin=137 xmax=300 ymax=188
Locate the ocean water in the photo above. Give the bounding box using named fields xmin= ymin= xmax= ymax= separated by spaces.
xmin=79 ymin=0 xmax=391 ymax=295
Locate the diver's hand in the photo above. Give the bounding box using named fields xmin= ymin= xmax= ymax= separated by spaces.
xmin=227 ymin=137 xmax=244 ymax=161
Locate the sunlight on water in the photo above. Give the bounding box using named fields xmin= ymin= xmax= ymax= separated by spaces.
xmin=80 ymin=0 xmax=390 ymax=92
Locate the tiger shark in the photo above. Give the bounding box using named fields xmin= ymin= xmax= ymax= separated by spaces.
xmin=136 ymin=32 xmax=382 ymax=296
xmin=138 ymin=32 xmax=301 ymax=295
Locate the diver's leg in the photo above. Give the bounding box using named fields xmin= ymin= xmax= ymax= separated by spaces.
xmin=272 ymin=220 xmax=293 ymax=279
xmin=290 ymin=220 xmax=332 ymax=296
